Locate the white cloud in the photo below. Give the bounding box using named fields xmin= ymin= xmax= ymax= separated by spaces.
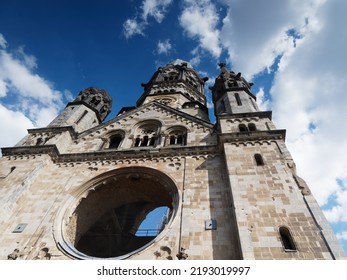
xmin=220 ymin=0 xmax=325 ymax=79
xmin=0 ymin=103 xmax=34 ymax=148
xmin=123 ymin=0 xmax=172 ymax=38
xmin=0 ymin=51 xmax=62 ymax=105
xmin=0 ymin=33 xmax=66 ymax=148
xmin=0 ymin=79 xmax=7 ymax=97
xmin=63 ymin=89 xmax=74 ymax=102
xmin=123 ymin=19 xmax=146 ymax=39
xmin=269 ymin=0 xmax=347 ymax=212
xmin=336 ymin=231 xmax=347 ymax=241
xmin=255 ymin=88 xmax=270 ymax=111
xmin=16 ymin=46 xmax=37 ymax=69
xmin=142 ymin=0 xmax=172 ymax=23
xmin=323 ymin=180 xmax=347 ymax=223
xmin=0 ymin=33 xmax=7 ymax=49
xmin=179 ymin=0 xmax=221 ymax=58
xmin=156 ymin=39 xmax=172 ymax=55
xmin=188 ymin=46 xmax=202 ymax=67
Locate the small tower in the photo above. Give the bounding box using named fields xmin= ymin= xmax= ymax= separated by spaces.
xmin=137 ymin=59 xmax=209 ymax=121
xmin=48 ymin=87 xmax=112 ymax=133
xmin=212 ymin=63 xmax=346 ymax=260
xmin=211 ymin=63 xmax=258 ymax=116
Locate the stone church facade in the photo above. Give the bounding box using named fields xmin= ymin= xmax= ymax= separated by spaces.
xmin=0 ymin=59 xmax=345 ymax=260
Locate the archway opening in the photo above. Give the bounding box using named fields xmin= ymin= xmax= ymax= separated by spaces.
xmin=64 ymin=168 xmax=178 ymax=259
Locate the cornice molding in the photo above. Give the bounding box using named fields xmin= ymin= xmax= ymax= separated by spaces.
xmin=218 ymin=129 xmax=286 ymax=143
xmin=218 ymin=111 xmax=273 ymax=120
xmin=2 ymin=144 xmax=219 ymax=163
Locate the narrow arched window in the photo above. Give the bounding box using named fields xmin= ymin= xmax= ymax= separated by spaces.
xmin=91 ymin=96 xmax=101 ymax=106
xmin=149 ymin=136 xmax=156 ymax=146
xmin=279 ymin=227 xmax=296 ymax=251
xmin=248 ymin=123 xmax=257 ymax=131
xmin=134 ymin=137 xmax=141 ymax=147
xmin=177 ymin=134 xmax=184 ymax=144
xmin=239 ymin=124 xmax=248 ymax=132
xmin=76 ymin=110 xmax=88 ymax=125
xmin=170 ymin=135 xmax=176 ymax=145
xmin=142 ymin=135 xmax=149 ymax=146
xmin=254 ymin=153 xmax=264 ymax=166
xmin=167 ymin=127 xmax=187 ymax=146
xmin=36 ymin=137 xmax=44 ymax=146
xmin=235 ymin=93 xmax=242 ymax=106
xmin=133 ymin=121 xmax=161 ymax=148
xmin=109 ymin=134 xmax=123 ymax=149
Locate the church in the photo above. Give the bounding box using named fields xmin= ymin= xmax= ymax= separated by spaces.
xmin=0 ymin=59 xmax=345 ymax=260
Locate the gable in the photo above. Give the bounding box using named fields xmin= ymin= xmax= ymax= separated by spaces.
xmin=66 ymin=102 xmax=216 ymax=154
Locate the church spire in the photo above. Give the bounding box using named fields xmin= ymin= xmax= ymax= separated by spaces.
xmin=210 ymin=63 xmax=258 ymax=116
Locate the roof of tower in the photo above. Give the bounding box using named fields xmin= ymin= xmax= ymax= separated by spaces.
xmin=69 ymin=87 xmax=113 ymax=122
xmin=138 ymin=59 xmax=209 ymax=108
xmin=209 ymin=63 xmax=256 ymax=104
xmin=169 ymin=59 xmax=193 ymax=69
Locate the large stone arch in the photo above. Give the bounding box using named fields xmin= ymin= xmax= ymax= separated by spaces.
xmin=54 ymin=166 xmax=180 ymax=259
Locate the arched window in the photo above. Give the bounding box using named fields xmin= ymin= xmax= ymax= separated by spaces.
xmin=166 ymin=127 xmax=187 ymax=146
xmin=90 ymin=95 xmax=101 ymax=106
xmin=134 ymin=121 xmax=161 ymax=147
xmin=279 ymin=226 xmax=296 ymax=251
xmin=104 ymin=130 xmax=125 ymax=150
xmin=109 ymin=134 xmax=123 ymax=149
xmin=36 ymin=137 xmax=44 ymax=145
xmin=75 ymin=110 xmax=88 ymax=125
xmin=254 ymin=153 xmax=264 ymax=166
xmin=235 ymin=93 xmax=242 ymax=106
xmin=239 ymin=124 xmax=248 ymax=132
xmin=248 ymin=123 xmax=257 ymax=131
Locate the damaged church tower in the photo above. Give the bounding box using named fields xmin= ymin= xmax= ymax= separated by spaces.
xmin=0 ymin=60 xmax=345 ymax=260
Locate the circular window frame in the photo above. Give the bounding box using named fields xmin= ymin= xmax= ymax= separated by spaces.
xmin=53 ymin=166 xmax=180 ymax=259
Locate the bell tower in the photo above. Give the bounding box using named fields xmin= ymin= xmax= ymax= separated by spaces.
xmin=137 ymin=59 xmax=209 ymax=121
xmin=211 ymin=63 xmax=258 ymax=116
xmin=212 ymin=62 xmax=346 ymax=260
xmin=48 ymin=87 xmax=112 ymax=133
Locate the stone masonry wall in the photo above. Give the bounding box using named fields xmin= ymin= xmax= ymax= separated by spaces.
xmin=223 ymin=140 xmax=333 ymax=259
xmin=0 ymin=148 xmax=239 ymax=260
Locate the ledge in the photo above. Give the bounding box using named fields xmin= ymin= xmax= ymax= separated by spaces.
xmin=218 ymin=111 xmax=273 ymax=120
xmin=2 ymin=144 xmax=219 ymax=163
xmin=218 ymin=129 xmax=286 ymax=143
xmin=28 ymin=126 xmax=77 ymax=138
xmin=1 ymin=145 xmax=60 ymax=159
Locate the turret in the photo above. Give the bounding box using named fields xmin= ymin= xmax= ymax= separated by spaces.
xmin=136 ymin=59 xmax=210 ymax=121
xmin=210 ymin=63 xmax=258 ymax=116
xmin=48 ymin=87 xmax=112 ymax=133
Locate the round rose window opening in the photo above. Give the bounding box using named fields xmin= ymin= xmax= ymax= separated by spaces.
xmin=60 ymin=167 xmax=179 ymax=259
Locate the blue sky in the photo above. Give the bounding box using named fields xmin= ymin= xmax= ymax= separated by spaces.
xmin=0 ymin=0 xmax=346 ymax=254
